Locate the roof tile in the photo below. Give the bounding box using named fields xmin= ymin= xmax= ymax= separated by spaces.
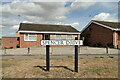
xmin=92 ymin=20 xmax=120 ymax=29
xmin=18 ymin=23 xmax=80 ymax=33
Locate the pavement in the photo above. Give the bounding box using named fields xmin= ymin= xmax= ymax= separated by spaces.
xmin=0 ymin=46 xmax=119 ymax=59
xmin=1 ymin=54 xmax=119 ymax=59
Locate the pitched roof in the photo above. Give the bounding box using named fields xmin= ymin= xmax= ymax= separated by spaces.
xmin=81 ymin=20 xmax=120 ymax=33
xmin=92 ymin=20 xmax=120 ymax=29
xmin=18 ymin=23 xmax=80 ymax=33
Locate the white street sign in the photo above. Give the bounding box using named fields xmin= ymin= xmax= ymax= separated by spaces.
xmin=41 ymin=40 xmax=83 ymax=46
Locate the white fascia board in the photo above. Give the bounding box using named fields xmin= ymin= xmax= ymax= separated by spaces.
xmin=18 ymin=31 xmax=81 ymax=34
xmin=81 ymin=21 xmax=93 ymax=33
xmin=114 ymin=28 xmax=120 ymax=31
xmin=81 ymin=20 xmax=118 ymax=33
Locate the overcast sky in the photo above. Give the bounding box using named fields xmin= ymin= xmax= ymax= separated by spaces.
xmin=0 ymin=0 xmax=119 ymax=37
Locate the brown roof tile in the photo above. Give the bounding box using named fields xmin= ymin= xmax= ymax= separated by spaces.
xmin=92 ymin=20 xmax=120 ymax=29
xmin=18 ymin=23 xmax=80 ymax=33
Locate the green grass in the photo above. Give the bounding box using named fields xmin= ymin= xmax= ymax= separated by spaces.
xmin=67 ymin=56 xmax=72 ymax=58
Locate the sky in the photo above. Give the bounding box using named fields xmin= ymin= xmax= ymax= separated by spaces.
xmin=0 ymin=0 xmax=119 ymax=37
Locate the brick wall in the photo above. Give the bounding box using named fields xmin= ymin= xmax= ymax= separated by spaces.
xmin=50 ymin=34 xmax=78 ymax=40
xmin=20 ymin=33 xmax=42 ymax=48
xmin=81 ymin=23 xmax=113 ymax=47
xmin=20 ymin=33 xmax=79 ymax=48
xmin=116 ymin=31 xmax=120 ymax=48
xmin=118 ymin=41 xmax=120 ymax=48
xmin=2 ymin=37 xmax=19 ymax=48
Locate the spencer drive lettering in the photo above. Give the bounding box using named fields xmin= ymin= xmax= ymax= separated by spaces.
xmin=41 ymin=40 xmax=83 ymax=46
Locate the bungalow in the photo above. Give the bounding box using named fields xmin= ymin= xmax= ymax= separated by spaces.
xmin=81 ymin=20 xmax=120 ymax=48
xmin=16 ymin=23 xmax=80 ymax=48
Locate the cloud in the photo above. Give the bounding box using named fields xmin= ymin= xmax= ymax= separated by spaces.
xmin=71 ymin=22 xmax=80 ymax=27
xmin=1 ymin=2 xmax=69 ymax=23
xmin=55 ymin=16 xmax=67 ymax=21
xmin=70 ymin=0 xmax=96 ymax=10
xmin=70 ymin=0 xmax=118 ymax=11
xmin=22 ymin=20 xmax=33 ymax=23
xmin=0 ymin=2 xmax=70 ymax=37
xmin=92 ymin=12 xmax=118 ymax=22
xmin=26 ymin=0 xmax=120 ymax=2
xmin=55 ymin=22 xmax=80 ymax=27
xmin=0 ymin=1 xmax=118 ymax=37
xmin=2 ymin=19 xmax=19 ymax=27
xmin=0 ymin=25 xmax=5 ymax=28
xmin=10 ymin=25 xmax=19 ymax=30
xmin=68 ymin=0 xmax=119 ymax=2
xmin=10 ymin=20 xmax=33 ymax=30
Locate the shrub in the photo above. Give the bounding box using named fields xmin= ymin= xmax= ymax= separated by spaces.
xmin=93 ymin=43 xmax=102 ymax=47
xmin=2 ymin=47 xmax=13 ymax=49
xmin=83 ymin=42 xmax=91 ymax=46
xmin=100 ymin=56 xmax=104 ymax=58
xmin=2 ymin=47 xmax=7 ymax=49
xmin=107 ymin=43 xmax=114 ymax=48
xmin=109 ymin=56 xmax=114 ymax=58
xmin=68 ymin=56 xmax=72 ymax=58
xmin=16 ymin=44 xmax=20 ymax=48
xmin=10 ymin=47 xmax=13 ymax=49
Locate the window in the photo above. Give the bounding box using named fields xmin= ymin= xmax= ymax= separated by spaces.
xmin=67 ymin=35 xmax=72 ymax=40
xmin=42 ymin=34 xmax=50 ymax=40
xmin=25 ymin=34 xmax=29 ymax=40
xmin=24 ymin=34 xmax=37 ymax=41
xmin=56 ymin=35 xmax=61 ymax=40
xmin=45 ymin=34 xmax=50 ymax=40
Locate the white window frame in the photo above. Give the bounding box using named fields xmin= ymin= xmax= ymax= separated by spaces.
xmin=67 ymin=35 xmax=73 ymax=40
xmin=24 ymin=33 xmax=37 ymax=41
xmin=56 ymin=35 xmax=61 ymax=40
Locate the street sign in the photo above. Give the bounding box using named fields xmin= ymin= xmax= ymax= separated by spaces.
xmin=41 ymin=39 xmax=83 ymax=72
xmin=41 ymin=40 xmax=83 ymax=46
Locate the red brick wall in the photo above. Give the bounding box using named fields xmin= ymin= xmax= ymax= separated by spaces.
xmin=116 ymin=31 xmax=120 ymax=48
xmin=81 ymin=23 xmax=113 ymax=47
xmin=2 ymin=37 xmax=19 ymax=48
xmin=118 ymin=41 xmax=120 ymax=48
xmin=20 ymin=33 xmax=42 ymax=48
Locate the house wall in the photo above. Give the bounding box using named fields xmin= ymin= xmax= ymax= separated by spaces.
xmin=16 ymin=32 xmax=20 ymax=37
xmin=50 ymin=34 xmax=78 ymax=40
xmin=118 ymin=40 xmax=120 ymax=48
xmin=20 ymin=33 xmax=42 ymax=48
xmin=81 ymin=23 xmax=113 ymax=47
xmin=118 ymin=32 xmax=120 ymax=48
xmin=2 ymin=37 xmax=19 ymax=48
xmin=114 ymin=31 xmax=120 ymax=48
xmin=20 ymin=33 xmax=79 ymax=48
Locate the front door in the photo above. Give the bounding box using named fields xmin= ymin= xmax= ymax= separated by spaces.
xmin=45 ymin=34 xmax=50 ymax=40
